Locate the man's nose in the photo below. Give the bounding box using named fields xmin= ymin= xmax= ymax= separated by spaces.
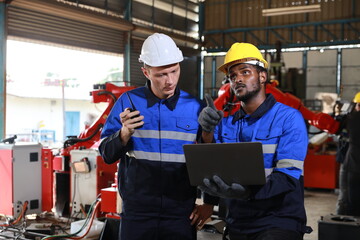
xmin=166 ymin=74 xmax=175 ymax=84
xmin=231 ymin=75 xmax=243 ymax=83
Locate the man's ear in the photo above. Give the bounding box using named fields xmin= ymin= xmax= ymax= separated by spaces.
xmin=259 ymin=71 xmax=267 ymax=84
xmin=141 ymin=67 xmax=150 ymax=80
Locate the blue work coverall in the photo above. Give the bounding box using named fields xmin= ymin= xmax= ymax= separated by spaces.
xmin=99 ymin=83 xmax=207 ymax=240
xmin=213 ymin=94 xmax=309 ymax=237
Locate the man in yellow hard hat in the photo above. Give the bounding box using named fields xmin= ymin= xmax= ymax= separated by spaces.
xmin=337 ymin=91 xmax=360 ymax=216
xmin=198 ymin=42 xmax=311 ymax=240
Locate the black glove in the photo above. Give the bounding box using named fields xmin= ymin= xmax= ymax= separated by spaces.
xmin=200 ymin=175 xmax=250 ymax=200
xmin=198 ymin=94 xmax=224 ymax=133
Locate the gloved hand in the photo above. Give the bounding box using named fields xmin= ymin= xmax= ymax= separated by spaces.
xmin=198 ymin=94 xmax=224 ymax=132
xmin=200 ymin=175 xmax=250 ymax=200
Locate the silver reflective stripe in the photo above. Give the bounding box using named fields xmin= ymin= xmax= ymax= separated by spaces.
xmin=133 ymin=130 xmax=196 ymax=142
xmin=276 ymin=159 xmax=304 ymax=170
xmin=127 ymin=150 xmax=185 ymax=163
xmin=262 ymin=144 xmax=277 ymax=154
xmin=265 ymin=168 xmax=273 ymax=177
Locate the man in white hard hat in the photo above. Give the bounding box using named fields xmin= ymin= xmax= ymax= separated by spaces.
xmin=99 ymin=33 xmax=215 ymax=240
xmin=198 ymin=42 xmax=311 ymax=240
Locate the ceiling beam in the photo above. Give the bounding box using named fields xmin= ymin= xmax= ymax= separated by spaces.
xmin=10 ymin=0 xmax=134 ymax=31
xmin=10 ymin=0 xmax=200 ymax=47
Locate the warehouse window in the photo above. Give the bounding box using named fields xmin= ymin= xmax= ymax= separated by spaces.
xmin=6 ymin=39 xmax=123 ymax=145
xmin=7 ymin=40 xmax=123 ymax=99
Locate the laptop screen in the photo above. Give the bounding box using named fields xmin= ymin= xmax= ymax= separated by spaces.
xmin=183 ymin=142 xmax=266 ymax=186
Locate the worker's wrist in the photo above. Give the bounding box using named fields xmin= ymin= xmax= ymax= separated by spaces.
xmin=201 ymin=132 xmax=214 ymax=143
xmin=120 ymin=128 xmax=132 ymax=145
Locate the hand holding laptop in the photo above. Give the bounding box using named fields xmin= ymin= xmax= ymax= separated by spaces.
xmin=200 ymin=175 xmax=250 ymax=200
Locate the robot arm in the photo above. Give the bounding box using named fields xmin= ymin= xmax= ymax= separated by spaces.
xmin=63 ymin=82 xmax=136 ymax=152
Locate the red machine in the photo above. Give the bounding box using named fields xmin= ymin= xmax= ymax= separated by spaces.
xmin=214 ymin=81 xmax=343 ymax=189
xmin=42 ymin=82 xmax=136 ymax=216
xmin=42 ymin=148 xmax=54 ymax=212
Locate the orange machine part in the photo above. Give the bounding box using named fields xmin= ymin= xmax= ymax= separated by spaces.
xmin=42 ymin=148 xmax=54 ymax=212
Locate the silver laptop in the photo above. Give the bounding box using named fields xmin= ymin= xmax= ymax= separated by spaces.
xmin=183 ymin=142 xmax=266 ymax=186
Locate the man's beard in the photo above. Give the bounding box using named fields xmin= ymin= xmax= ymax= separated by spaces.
xmin=233 ymin=77 xmax=261 ymax=102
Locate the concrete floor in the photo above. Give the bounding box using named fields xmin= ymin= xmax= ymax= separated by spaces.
xmin=197 ymin=188 xmax=339 ymax=240
xmin=0 ymin=189 xmax=338 ymax=240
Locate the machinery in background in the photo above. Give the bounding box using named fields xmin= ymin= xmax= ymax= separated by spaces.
xmin=213 ymin=80 xmax=352 ymax=190
xmin=0 ymin=142 xmax=42 ymax=218
xmin=42 ymin=82 xmax=136 ymax=219
xmin=0 ymin=82 xmax=134 ymax=239
xmin=70 ymin=149 xmax=116 ymax=218
xmin=98 ymin=172 xmax=123 ymax=240
xmin=318 ymin=214 xmax=360 ymax=240
xmin=304 ymin=136 xmax=339 ymax=189
xmin=42 ymin=147 xmax=54 ymax=213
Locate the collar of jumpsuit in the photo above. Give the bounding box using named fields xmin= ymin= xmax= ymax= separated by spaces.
xmin=144 ymin=80 xmax=180 ymax=110
xmin=232 ymin=93 xmax=277 ymax=124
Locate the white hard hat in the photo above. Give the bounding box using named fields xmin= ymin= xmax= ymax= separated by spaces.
xmin=139 ymin=33 xmax=183 ymax=67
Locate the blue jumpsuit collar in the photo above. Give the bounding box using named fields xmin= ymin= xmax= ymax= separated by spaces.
xmin=145 ymin=80 xmax=180 ymax=110
xmin=232 ymin=93 xmax=277 ymax=124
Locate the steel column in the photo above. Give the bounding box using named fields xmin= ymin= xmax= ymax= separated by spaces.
xmin=0 ymin=2 xmax=6 ymax=140
xmin=336 ymin=48 xmax=342 ymax=96
xmin=211 ymin=56 xmax=217 ymax=97
xmin=199 ymin=55 xmax=204 ymax=99
xmin=198 ymin=1 xmax=204 ymax=38
xmin=302 ymin=50 xmax=308 ymax=98
xmin=124 ymin=0 xmax=132 ymax=84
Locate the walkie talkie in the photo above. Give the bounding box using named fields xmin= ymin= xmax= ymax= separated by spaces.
xmin=126 ymin=92 xmax=142 ymax=129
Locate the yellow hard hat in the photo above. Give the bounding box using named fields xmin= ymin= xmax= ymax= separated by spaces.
xmin=218 ymin=42 xmax=268 ymax=74
xmin=354 ymin=92 xmax=360 ymax=103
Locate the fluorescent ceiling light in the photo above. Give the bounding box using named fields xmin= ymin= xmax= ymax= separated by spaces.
xmin=262 ymin=4 xmax=321 ymax=17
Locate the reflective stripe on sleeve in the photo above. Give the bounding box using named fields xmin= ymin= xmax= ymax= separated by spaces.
xmin=276 ymin=159 xmax=304 ymax=170
xmin=265 ymin=168 xmax=273 ymax=178
xmin=262 ymin=144 xmax=277 ymax=154
xmin=127 ymin=150 xmax=185 ymax=163
xmin=133 ymin=130 xmax=197 ymax=142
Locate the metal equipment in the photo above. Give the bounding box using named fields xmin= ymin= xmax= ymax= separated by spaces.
xmin=70 ymin=149 xmax=116 ymax=218
xmin=0 ymin=142 xmax=42 ymax=217
xmin=318 ymin=214 xmax=360 ymax=240
xmin=42 ymin=82 xmax=136 ymax=217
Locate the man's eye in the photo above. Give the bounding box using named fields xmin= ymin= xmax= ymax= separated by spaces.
xmin=238 ymin=70 xmax=249 ymax=76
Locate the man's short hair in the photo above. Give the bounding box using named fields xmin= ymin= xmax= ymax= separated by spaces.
xmin=143 ymin=63 xmax=152 ymax=69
